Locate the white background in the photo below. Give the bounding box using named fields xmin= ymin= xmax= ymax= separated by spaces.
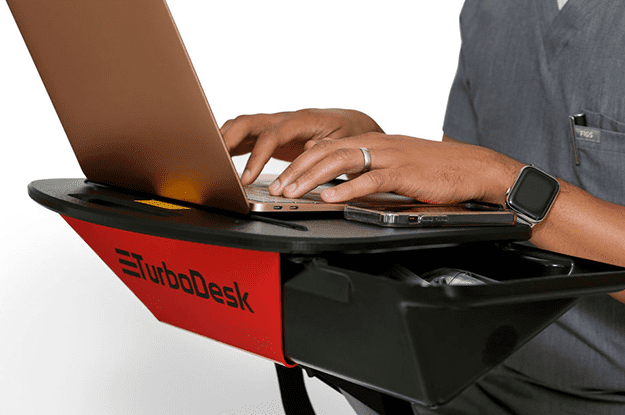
xmin=1 ymin=1 xmax=464 ymax=414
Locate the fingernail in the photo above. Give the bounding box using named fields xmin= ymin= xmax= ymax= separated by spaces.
xmin=285 ymin=183 xmax=297 ymax=195
xmin=241 ymin=169 xmax=251 ymax=183
xmin=269 ymin=178 xmax=280 ymax=192
xmin=322 ymin=188 xmax=336 ymax=201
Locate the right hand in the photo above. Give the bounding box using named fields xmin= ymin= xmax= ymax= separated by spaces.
xmin=221 ymin=108 xmax=383 ymax=185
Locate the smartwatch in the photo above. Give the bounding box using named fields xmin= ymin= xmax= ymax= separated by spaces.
xmin=505 ymin=165 xmax=560 ymax=227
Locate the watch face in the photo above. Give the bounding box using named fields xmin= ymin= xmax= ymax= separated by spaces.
xmin=508 ymin=166 xmax=560 ymax=221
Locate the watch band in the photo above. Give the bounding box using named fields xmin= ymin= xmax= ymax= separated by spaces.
xmin=512 ymin=211 xmax=539 ymax=227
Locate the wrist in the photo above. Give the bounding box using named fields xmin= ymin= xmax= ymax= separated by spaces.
xmin=480 ymin=150 xmax=524 ymax=206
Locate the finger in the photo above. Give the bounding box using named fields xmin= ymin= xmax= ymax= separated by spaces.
xmin=241 ymin=117 xmax=315 ymax=185
xmin=278 ymin=147 xmax=369 ymax=198
xmin=247 ymin=119 xmax=343 ymax=188
xmin=220 ymin=118 xmax=234 ymax=136
xmin=240 ymin=128 xmax=283 ymax=185
xmin=303 ymin=137 xmax=332 ymax=151
xmin=221 ymin=115 xmax=255 ymax=154
xmin=269 ymin=139 xmax=339 ymax=195
xmin=321 ymin=169 xmax=402 ymax=203
xmin=272 ymin=134 xmax=386 ymax=194
xmin=221 ymin=114 xmax=275 ymax=154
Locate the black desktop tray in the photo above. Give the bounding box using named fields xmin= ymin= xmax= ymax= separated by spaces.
xmin=28 ymin=179 xmax=531 ymax=254
xmin=28 ymin=179 xmax=625 ymax=408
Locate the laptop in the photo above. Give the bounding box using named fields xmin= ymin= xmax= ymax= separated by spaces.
xmin=8 ymin=0 xmax=420 ymax=214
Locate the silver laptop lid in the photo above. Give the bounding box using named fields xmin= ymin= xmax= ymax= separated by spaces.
xmin=8 ymin=0 xmax=251 ymax=214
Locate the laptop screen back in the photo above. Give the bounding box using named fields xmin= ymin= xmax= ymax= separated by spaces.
xmin=8 ymin=0 xmax=251 ymax=214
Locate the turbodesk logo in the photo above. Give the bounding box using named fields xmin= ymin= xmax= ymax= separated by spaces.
xmin=114 ymin=248 xmax=254 ymax=313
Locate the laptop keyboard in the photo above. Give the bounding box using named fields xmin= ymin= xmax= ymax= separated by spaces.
xmin=245 ymin=183 xmax=325 ymax=204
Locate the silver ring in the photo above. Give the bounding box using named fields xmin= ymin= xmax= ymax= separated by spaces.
xmin=359 ymin=147 xmax=372 ymax=174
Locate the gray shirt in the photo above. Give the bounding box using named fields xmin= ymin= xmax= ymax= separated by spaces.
xmin=417 ymin=0 xmax=625 ymax=413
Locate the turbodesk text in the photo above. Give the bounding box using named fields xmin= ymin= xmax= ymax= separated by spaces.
xmin=114 ymin=248 xmax=254 ymax=313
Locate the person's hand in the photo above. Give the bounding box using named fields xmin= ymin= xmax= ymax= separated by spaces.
xmin=267 ymin=133 xmax=524 ymax=205
xmin=220 ymin=109 xmax=383 ymax=185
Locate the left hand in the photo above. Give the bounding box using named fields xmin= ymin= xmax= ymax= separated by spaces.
xmin=268 ymin=132 xmax=524 ymax=205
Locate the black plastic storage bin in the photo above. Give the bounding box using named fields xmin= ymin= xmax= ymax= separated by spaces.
xmin=282 ymin=242 xmax=625 ymax=407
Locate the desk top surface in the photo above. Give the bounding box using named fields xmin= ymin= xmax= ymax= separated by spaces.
xmin=29 ymin=179 xmax=531 ymax=254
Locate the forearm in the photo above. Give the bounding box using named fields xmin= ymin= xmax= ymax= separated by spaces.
xmin=531 ymin=182 xmax=625 ymax=266
xmin=530 ymin=181 xmax=625 ymax=302
xmin=443 ymin=134 xmax=625 ymax=302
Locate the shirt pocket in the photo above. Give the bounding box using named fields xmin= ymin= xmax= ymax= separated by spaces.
xmin=573 ymin=109 xmax=625 ymax=205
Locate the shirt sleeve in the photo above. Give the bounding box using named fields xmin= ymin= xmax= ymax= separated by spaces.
xmin=442 ymin=47 xmax=479 ymax=145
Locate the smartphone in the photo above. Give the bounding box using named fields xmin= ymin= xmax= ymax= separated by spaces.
xmin=344 ymin=202 xmax=516 ymax=228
